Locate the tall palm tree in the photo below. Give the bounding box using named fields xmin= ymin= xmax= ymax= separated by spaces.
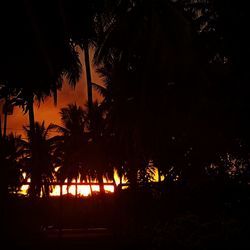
xmin=60 ymin=0 xmax=105 ymax=111
xmin=92 ymin=0 xmax=196 ymax=187
xmin=0 ymin=1 xmax=82 ymax=197
xmin=0 ymin=0 xmax=82 ymax=132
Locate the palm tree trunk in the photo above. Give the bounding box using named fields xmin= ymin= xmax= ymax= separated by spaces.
xmin=88 ymin=175 xmax=93 ymax=196
xmin=119 ymin=174 xmax=123 ymax=191
xmin=158 ymin=168 xmax=161 ymax=183
xmin=28 ymin=94 xmax=35 ymax=139
xmin=98 ymin=173 xmax=105 ymax=195
xmin=67 ymin=185 xmax=69 ymax=195
xmin=128 ymin=154 xmax=138 ymax=190
xmin=83 ymin=42 xmax=93 ymax=112
xmin=27 ymin=93 xmax=37 ymax=198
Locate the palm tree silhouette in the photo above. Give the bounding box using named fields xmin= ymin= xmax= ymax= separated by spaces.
xmin=53 ymin=102 xmax=113 ymax=194
xmin=60 ymin=0 xmax=105 ymax=112
xmin=0 ymin=133 xmax=23 ymax=197
xmin=0 ymin=86 xmax=18 ymax=139
xmin=21 ymin=122 xmax=61 ymax=197
xmin=91 ymin=0 xmax=195 ymax=188
xmin=51 ymin=104 xmax=87 ymax=184
xmin=0 ymin=1 xmax=82 ymax=197
xmin=84 ymin=101 xmax=114 ymax=194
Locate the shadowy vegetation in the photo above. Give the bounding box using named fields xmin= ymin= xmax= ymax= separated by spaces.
xmin=1 ymin=0 xmax=250 ymax=249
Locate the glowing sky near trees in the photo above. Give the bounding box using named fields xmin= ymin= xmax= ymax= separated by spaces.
xmin=5 ymin=49 xmax=102 ymax=137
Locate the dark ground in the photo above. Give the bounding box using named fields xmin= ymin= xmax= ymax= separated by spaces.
xmin=3 ymin=183 xmax=250 ymax=250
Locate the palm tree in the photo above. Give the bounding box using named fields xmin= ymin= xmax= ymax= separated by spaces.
xmin=0 ymin=0 xmax=82 ymax=132
xmin=20 ymin=122 xmax=61 ymax=197
xmin=0 ymin=1 xmax=82 ymax=197
xmin=84 ymin=101 xmax=114 ymax=194
xmin=60 ymin=0 xmax=105 ymax=112
xmin=0 ymin=86 xmax=17 ymax=139
xmin=0 ymin=133 xmax=23 ymax=197
xmin=52 ymin=104 xmax=87 ymax=183
xmin=53 ymin=103 xmax=113 ymax=194
xmin=92 ymin=0 xmax=195 ymax=188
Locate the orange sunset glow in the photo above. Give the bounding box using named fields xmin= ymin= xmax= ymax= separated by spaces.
xmin=6 ymin=49 xmax=102 ymax=137
xmin=17 ymin=167 xmax=165 ymax=197
xmin=18 ymin=168 xmax=128 ymax=197
xmin=2 ymin=1 xmax=247 ymax=249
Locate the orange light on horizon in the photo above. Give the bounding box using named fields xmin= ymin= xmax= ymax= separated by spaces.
xmin=78 ymin=185 xmax=92 ymax=196
xmin=113 ymin=168 xmax=128 ymax=187
xmin=103 ymin=185 xmax=115 ymax=193
xmin=91 ymin=185 xmax=100 ymax=193
xmin=47 ymin=174 xmax=119 ymax=197
xmin=18 ymin=166 xmax=167 ymax=197
xmin=18 ymin=177 xmax=30 ymax=196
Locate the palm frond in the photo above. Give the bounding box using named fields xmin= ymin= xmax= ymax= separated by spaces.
xmin=63 ymin=44 xmax=82 ymax=87
xmin=92 ymin=82 xmax=107 ymax=97
xmin=48 ymin=123 xmax=69 ymax=134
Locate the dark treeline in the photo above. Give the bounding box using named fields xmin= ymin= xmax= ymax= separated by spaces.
xmin=1 ymin=0 xmax=250 ymax=249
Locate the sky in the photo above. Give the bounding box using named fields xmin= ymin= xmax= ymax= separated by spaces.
xmin=3 ymin=49 xmax=103 ymax=137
